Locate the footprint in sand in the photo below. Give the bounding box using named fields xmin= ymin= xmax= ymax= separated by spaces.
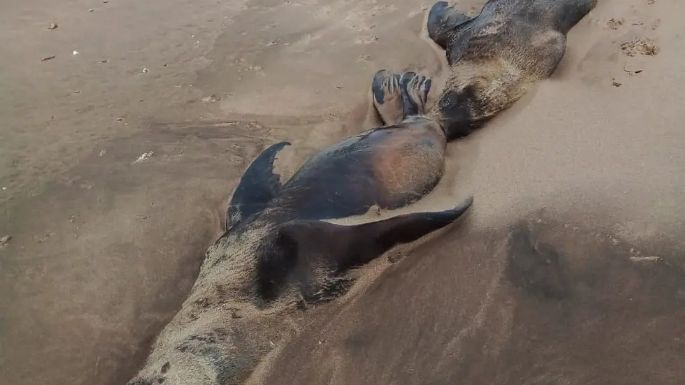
xmin=606 ymin=18 xmax=624 ymax=30
xmin=620 ymin=38 xmax=660 ymax=57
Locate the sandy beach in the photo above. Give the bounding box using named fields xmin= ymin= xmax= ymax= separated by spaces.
xmin=1 ymin=0 xmax=684 ymax=384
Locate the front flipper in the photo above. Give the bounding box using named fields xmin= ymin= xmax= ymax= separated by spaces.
xmin=427 ymin=1 xmax=473 ymax=49
xmin=264 ymin=197 xmax=473 ymax=302
xmin=227 ymin=141 xmax=290 ymax=229
xmin=550 ymin=0 xmax=597 ymax=34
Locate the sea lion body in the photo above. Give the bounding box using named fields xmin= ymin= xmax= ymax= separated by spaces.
xmin=128 ymin=84 xmax=469 ymax=384
xmin=428 ymin=0 xmax=596 ymax=138
xmin=272 ymin=116 xmax=446 ymax=220
xmin=128 ymin=1 xmax=597 ymax=384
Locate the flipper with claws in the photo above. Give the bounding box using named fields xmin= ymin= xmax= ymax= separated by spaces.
xmin=372 ymin=70 xmax=432 ymax=124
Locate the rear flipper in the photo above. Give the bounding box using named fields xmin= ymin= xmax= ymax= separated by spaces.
xmin=400 ymin=72 xmax=431 ymax=118
xmin=264 ymin=197 xmax=473 ymax=302
xmin=227 ymin=141 xmax=290 ymax=229
xmin=372 ymin=70 xmax=431 ymax=124
xmin=372 ymin=70 xmax=403 ymax=125
xmin=427 ymin=1 xmax=472 ymax=49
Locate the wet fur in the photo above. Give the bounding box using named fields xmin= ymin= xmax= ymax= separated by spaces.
xmin=427 ymin=0 xmax=597 ymax=139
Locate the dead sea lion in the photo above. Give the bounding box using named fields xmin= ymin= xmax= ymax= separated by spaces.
xmin=422 ymin=0 xmax=597 ymax=139
xmin=127 ymin=1 xmax=596 ymax=382
xmin=127 ymin=74 xmax=472 ymax=385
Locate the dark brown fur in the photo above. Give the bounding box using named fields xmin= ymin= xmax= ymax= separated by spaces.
xmin=127 ymin=118 xmax=470 ymax=385
xmin=127 ymin=1 xmax=597 ymax=383
xmin=427 ymin=0 xmax=597 ymax=139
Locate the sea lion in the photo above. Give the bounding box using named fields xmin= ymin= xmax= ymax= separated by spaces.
xmin=127 ymin=0 xmax=597 ymax=382
xmin=127 ymin=73 xmax=472 ymax=385
xmin=420 ymin=0 xmax=597 ymax=139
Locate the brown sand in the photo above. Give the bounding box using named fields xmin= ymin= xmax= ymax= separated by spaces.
xmin=1 ymin=0 xmax=684 ymax=384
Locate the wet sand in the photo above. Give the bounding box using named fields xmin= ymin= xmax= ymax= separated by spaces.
xmin=1 ymin=0 xmax=684 ymax=384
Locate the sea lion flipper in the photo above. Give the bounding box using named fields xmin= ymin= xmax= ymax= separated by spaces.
xmin=400 ymin=72 xmax=432 ymax=117
xmin=227 ymin=141 xmax=290 ymax=228
xmin=372 ymin=69 xmax=403 ymax=125
xmin=373 ymin=70 xmax=433 ymax=124
xmin=333 ymin=196 xmax=474 ymax=270
xmin=427 ymin=1 xmax=472 ymax=49
xmin=272 ymin=197 xmax=473 ymax=301
xmin=550 ymin=0 xmax=597 ymax=34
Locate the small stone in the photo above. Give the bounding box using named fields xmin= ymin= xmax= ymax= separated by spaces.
xmin=612 ymin=80 xmax=622 ymax=87
xmin=201 ymin=94 xmax=220 ymax=103
xmin=0 ymin=235 xmax=11 ymax=246
xmin=72 ymin=50 xmax=79 ymax=55
xmin=630 ymin=256 xmax=663 ymax=264
xmin=48 ymin=23 xmax=58 ymax=30
xmin=89 ymin=8 xmax=95 ymax=12
xmin=387 ymin=252 xmax=404 ymax=263
xmin=133 ymin=152 xmax=154 ymax=163
xmin=41 ymin=55 xmax=56 ymax=61
xmin=142 ymin=67 xmax=149 ymax=73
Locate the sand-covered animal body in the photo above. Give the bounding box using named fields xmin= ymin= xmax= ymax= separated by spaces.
xmin=128 ymin=1 xmax=596 ymax=383
xmin=426 ymin=0 xmax=597 ymax=138
xmin=128 ymin=72 xmax=471 ymax=385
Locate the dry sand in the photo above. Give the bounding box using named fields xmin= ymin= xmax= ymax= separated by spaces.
xmin=1 ymin=0 xmax=684 ymax=384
